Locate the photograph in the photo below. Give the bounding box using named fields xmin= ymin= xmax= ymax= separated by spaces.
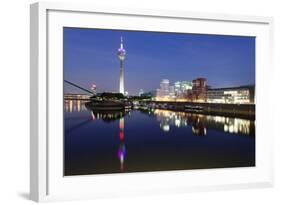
xmin=63 ymin=27 xmax=255 ymax=176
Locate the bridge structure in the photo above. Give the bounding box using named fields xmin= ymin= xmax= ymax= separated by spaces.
xmin=64 ymin=80 xmax=93 ymax=100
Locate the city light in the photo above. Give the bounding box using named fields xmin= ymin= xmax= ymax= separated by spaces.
xmin=152 ymin=78 xmax=255 ymax=104
xmin=153 ymin=109 xmax=252 ymax=136
xmin=63 ymin=29 xmax=256 ymax=176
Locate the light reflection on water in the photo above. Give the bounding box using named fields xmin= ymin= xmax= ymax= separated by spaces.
xmin=118 ymin=118 xmax=126 ymax=171
xmin=64 ymin=100 xmax=87 ymax=113
xmin=64 ymin=100 xmax=255 ymax=175
xmin=153 ymin=109 xmax=254 ymax=136
xmin=66 ymin=100 xmax=254 ymax=137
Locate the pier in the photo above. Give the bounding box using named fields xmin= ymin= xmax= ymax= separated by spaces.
xmin=139 ymin=101 xmax=255 ymax=119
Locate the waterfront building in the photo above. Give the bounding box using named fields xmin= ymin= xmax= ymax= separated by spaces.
xmin=174 ymin=81 xmax=182 ymax=96
xmin=140 ymin=91 xmax=155 ymax=98
xmin=191 ymin=78 xmax=207 ymax=102
xmin=156 ymin=79 xmax=193 ymax=101
xmin=174 ymin=81 xmax=192 ymax=98
xmin=181 ymin=81 xmax=192 ymax=91
xmin=207 ymin=85 xmax=255 ymax=104
xmin=160 ymin=79 xmax=170 ymax=97
xmin=169 ymin=86 xmax=176 ymax=99
xmin=156 ymin=89 xmax=161 ymax=98
xmin=156 ymin=79 xmax=170 ymax=99
xmin=139 ymin=89 xmax=144 ymax=97
xmin=117 ymin=37 xmax=126 ymax=94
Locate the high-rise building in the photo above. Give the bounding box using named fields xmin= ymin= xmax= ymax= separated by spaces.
xmin=181 ymin=81 xmax=192 ymax=91
xmin=157 ymin=79 xmax=170 ymax=98
xmin=117 ymin=37 xmax=126 ymax=94
xmin=169 ymin=86 xmax=175 ymax=98
xmin=174 ymin=81 xmax=192 ymax=98
xmin=156 ymin=79 xmax=193 ymax=101
xmin=174 ymin=81 xmax=182 ymax=96
xmin=156 ymin=88 xmax=161 ymax=98
xmin=192 ymin=78 xmax=207 ymax=102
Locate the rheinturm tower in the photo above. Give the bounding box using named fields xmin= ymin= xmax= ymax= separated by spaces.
xmin=117 ymin=37 xmax=126 ymax=94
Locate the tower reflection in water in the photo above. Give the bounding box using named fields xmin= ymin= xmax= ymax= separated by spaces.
xmin=89 ymin=109 xmax=128 ymax=172
xmin=65 ymin=100 xmax=255 ymax=175
xmin=118 ymin=118 xmax=126 ymax=172
xmin=65 ymin=101 xmax=254 ymax=138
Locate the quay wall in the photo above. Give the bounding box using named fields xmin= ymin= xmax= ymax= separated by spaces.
xmin=143 ymin=101 xmax=255 ymax=119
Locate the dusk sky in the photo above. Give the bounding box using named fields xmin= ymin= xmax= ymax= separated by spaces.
xmin=64 ymin=27 xmax=255 ymax=95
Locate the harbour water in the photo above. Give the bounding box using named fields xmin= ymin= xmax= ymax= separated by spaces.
xmin=64 ymin=100 xmax=255 ymax=176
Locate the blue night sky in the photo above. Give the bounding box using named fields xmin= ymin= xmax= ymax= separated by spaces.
xmin=64 ymin=27 xmax=255 ymax=95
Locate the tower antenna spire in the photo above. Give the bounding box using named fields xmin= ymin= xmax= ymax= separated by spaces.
xmin=120 ymin=36 xmax=123 ymax=49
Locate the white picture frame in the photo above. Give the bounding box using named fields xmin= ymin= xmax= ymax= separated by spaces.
xmin=30 ymin=2 xmax=274 ymax=202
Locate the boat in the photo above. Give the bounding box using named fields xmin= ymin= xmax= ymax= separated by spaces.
xmin=184 ymin=105 xmax=204 ymax=112
xmin=85 ymin=100 xmax=125 ymax=111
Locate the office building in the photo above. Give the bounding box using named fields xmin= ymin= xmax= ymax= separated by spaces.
xmin=207 ymin=85 xmax=255 ymax=104
xmin=191 ymin=78 xmax=207 ymax=102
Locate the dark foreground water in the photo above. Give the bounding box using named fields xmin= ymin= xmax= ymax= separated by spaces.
xmin=64 ymin=100 xmax=255 ymax=176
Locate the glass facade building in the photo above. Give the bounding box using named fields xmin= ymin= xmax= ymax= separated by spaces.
xmin=207 ymin=85 xmax=255 ymax=104
xmin=174 ymin=81 xmax=192 ymax=98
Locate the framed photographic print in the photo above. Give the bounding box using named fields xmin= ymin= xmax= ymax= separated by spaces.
xmin=30 ymin=2 xmax=274 ymax=202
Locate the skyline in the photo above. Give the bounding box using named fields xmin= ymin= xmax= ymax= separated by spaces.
xmin=64 ymin=27 xmax=255 ymax=95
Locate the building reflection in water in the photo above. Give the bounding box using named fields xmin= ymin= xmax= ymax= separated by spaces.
xmin=65 ymin=99 xmax=254 ymax=138
xmin=208 ymin=116 xmax=251 ymax=135
xmin=87 ymin=107 xmax=254 ymax=137
xmin=70 ymin=103 xmax=253 ymax=171
xmin=64 ymin=100 xmax=86 ymax=113
xmin=152 ymin=109 xmax=254 ymax=136
xmin=154 ymin=109 xmax=207 ymax=136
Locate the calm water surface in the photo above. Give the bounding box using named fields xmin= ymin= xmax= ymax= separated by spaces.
xmin=64 ymin=100 xmax=255 ymax=176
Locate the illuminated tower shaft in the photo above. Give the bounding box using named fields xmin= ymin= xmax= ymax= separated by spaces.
xmin=117 ymin=37 xmax=126 ymax=94
xmin=119 ymin=60 xmax=124 ymax=94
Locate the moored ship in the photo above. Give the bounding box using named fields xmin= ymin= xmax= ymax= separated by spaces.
xmin=85 ymin=100 xmax=125 ymax=111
